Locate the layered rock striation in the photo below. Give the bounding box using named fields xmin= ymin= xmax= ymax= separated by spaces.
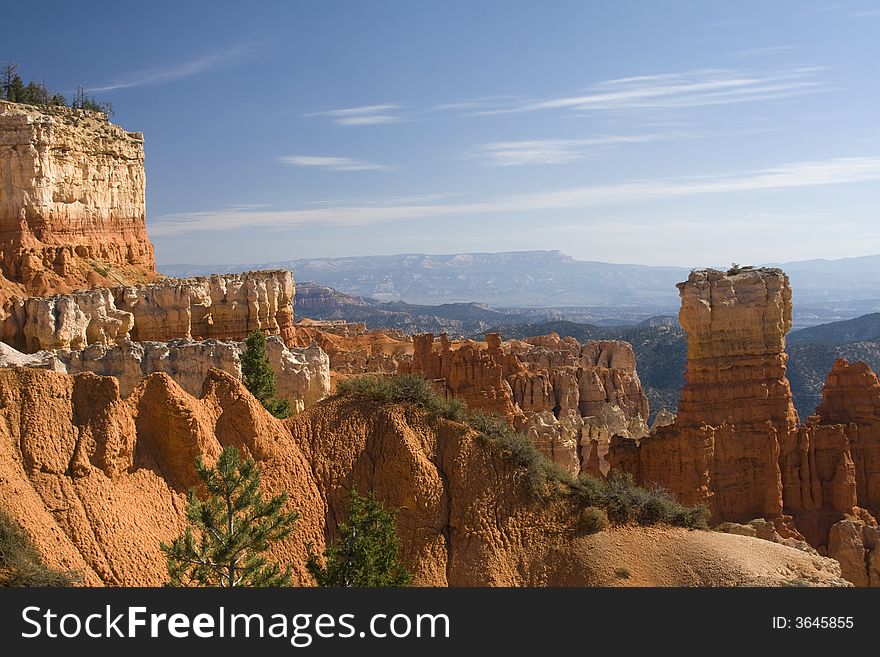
xmin=629 ymin=268 xmax=796 ymax=521
xmin=290 ymin=321 xmax=412 ymax=380
xmin=0 ymin=101 xmax=155 ymax=299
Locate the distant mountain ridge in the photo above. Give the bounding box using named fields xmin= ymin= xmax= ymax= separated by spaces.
xmin=788 ymin=313 xmax=880 ymax=345
xmin=293 ymin=282 xmax=668 ymax=335
xmin=160 ymin=250 xmax=880 ymax=325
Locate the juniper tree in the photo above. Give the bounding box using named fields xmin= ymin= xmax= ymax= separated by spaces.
xmin=307 ymin=488 xmax=411 ymax=587
xmin=241 ymin=329 xmax=292 ymax=418
xmin=161 ymin=446 xmax=299 ymax=587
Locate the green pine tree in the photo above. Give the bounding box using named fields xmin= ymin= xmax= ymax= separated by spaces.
xmin=161 ymin=446 xmax=299 ymax=587
xmin=307 ymin=488 xmax=412 ymax=587
xmin=241 ymin=329 xmax=292 ymax=419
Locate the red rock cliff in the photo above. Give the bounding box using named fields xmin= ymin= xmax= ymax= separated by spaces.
xmin=0 ymin=101 xmax=156 ymax=299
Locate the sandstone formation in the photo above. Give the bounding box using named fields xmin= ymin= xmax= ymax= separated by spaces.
xmin=291 ymin=321 xmax=412 ymax=381
xmin=115 ymin=270 xmax=296 ymax=344
xmin=509 ymin=334 xmax=648 ymax=421
xmin=0 ymin=367 xmax=848 ymax=587
xmin=827 ymin=518 xmax=880 ymax=587
xmin=0 ymin=336 xmax=329 ymax=412
xmin=402 ymin=331 xmax=650 ymax=475
xmin=816 ymin=359 xmax=880 ymax=515
xmin=0 ymin=101 xmax=155 ymax=300
xmin=2 ymin=286 xmax=134 ymax=352
xmin=577 ymin=268 xmax=880 ymax=585
xmin=715 ymin=518 xmax=816 ymax=554
xmin=0 ymin=270 xmax=295 ymax=353
xmin=622 ymin=269 xmax=795 ymax=522
xmin=0 ymin=368 xmax=326 ymax=585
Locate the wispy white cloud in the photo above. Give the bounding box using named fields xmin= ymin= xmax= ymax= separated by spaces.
xmin=462 ymin=135 xmax=661 ymax=167
xmin=301 ymin=68 xmax=826 ymax=127
xmin=87 ymin=46 xmax=251 ymax=92
xmin=469 ymin=68 xmax=826 ymax=116
xmin=150 ymin=155 xmax=880 ymax=236
xmin=278 ymin=155 xmax=391 ymax=171
xmin=303 ymin=104 xmax=402 ymax=125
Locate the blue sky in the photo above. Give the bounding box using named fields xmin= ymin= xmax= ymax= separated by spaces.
xmin=5 ymin=1 xmax=880 ymax=267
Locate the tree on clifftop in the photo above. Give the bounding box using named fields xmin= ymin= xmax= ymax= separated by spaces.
xmin=241 ymin=329 xmax=292 ymax=419
xmin=161 ymin=446 xmax=299 ymax=587
xmin=307 ymin=488 xmax=411 ymax=587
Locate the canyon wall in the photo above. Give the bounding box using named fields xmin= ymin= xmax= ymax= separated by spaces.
xmin=0 ymin=101 xmax=155 ymax=299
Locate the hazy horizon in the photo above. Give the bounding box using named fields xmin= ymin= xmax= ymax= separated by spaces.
xmin=6 ymin=1 xmax=880 ymax=266
xmin=157 ymin=247 xmax=880 ymax=271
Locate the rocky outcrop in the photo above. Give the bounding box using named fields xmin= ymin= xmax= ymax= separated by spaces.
xmin=0 ymin=367 xmax=849 ymax=587
xmin=1 ymin=287 xmax=134 ymax=352
xmin=291 ymin=322 xmax=412 ymax=378
xmin=815 ymin=359 xmax=880 ymax=516
xmin=591 ymin=269 xmax=880 ymax=585
xmin=715 ymin=518 xmax=816 ymax=554
xmin=509 ymin=334 xmax=649 ymax=421
xmin=827 ymin=519 xmax=880 ymax=587
xmin=402 ymin=331 xmax=650 ymax=475
xmin=675 ymin=268 xmax=798 ymax=433
xmin=0 ymin=101 xmax=155 ymax=300
xmin=627 ymin=269 xmax=795 ymax=522
xmin=0 ymin=336 xmax=329 ymax=412
xmin=115 ymin=270 xmax=296 ymax=344
xmin=403 ymin=332 xmax=521 ymax=420
xmin=0 ymin=270 xmax=296 ymax=353
xmin=0 ymin=368 xmax=326 ymax=585
xmin=778 ymin=418 xmax=858 ymax=546
xmin=404 ymin=332 xmax=649 ymax=429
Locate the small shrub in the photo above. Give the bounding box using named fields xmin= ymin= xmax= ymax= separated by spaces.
xmin=727 ymin=263 xmax=755 ymax=276
xmin=571 ymin=473 xmax=606 ymax=507
xmin=478 ymin=422 xmax=574 ymax=497
xmin=469 ymin=410 xmax=511 ymax=438
xmin=573 ymin=472 xmax=707 ymax=530
xmin=614 ymin=567 xmax=631 ymax=579
xmin=336 ymin=373 xmax=467 ymax=422
xmin=0 ymin=510 xmax=80 ymax=586
xmin=579 ymin=507 xmax=608 ymax=534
